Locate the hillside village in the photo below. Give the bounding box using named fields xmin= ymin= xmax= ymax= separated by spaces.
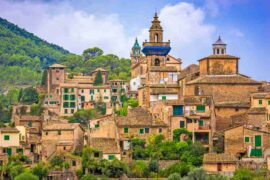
xmin=0 ymin=13 xmax=270 ymax=179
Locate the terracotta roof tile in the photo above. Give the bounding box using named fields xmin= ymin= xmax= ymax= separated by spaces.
xmin=198 ymin=54 xmax=239 ymax=61
xmin=187 ymin=75 xmax=260 ymax=85
xmin=0 ymin=127 xmax=19 ymax=133
xmin=247 ymin=107 xmax=267 ymax=114
xmin=43 ymin=123 xmax=84 ymax=131
xmin=203 ymin=153 xmax=238 ymax=163
xmin=89 ymin=138 xmax=120 ymax=154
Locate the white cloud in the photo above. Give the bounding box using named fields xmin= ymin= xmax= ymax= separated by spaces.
xmin=0 ymin=1 xmax=216 ymax=64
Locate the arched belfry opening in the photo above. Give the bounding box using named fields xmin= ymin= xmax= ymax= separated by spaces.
xmin=154 ymin=58 xmax=160 ymax=66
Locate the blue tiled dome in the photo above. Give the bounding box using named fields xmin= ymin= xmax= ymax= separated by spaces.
xmin=142 ymin=46 xmax=171 ymax=56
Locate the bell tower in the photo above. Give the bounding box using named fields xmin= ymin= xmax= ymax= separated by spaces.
xmin=213 ymin=36 xmax=226 ymax=55
xmin=149 ymin=12 xmax=163 ymax=43
xmin=130 ymin=38 xmax=141 ymax=65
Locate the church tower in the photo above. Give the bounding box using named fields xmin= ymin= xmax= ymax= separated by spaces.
xmin=213 ymin=36 xmax=227 ymax=55
xmin=131 ymin=38 xmax=141 ymax=65
xmin=149 ymin=12 xmax=163 ymax=43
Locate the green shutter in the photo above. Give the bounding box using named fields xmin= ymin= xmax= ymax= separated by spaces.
xmin=250 ymin=148 xmax=262 ymax=157
xmin=91 ymin=96 xmax=94 ymax=101
xmin=81 ymin=96 xmax=85 ymax=102
xmin=259 ymin=100 xmax=263 ymax=105
xmin=63 ymin=102 xmax=69 ymax=108
xmin=104 ymin=89 xmax=107 ymax=93
xmin=71 ymin=88 xmax=74 ymax=92
xmin=90 ymin=89 xmax=94 ymax=94
xmin=196 ymin=105 xmax=205 ymax=112
xmin=4 ymin=135 xmax=10 ymax=140
xmin=95 ymin=124 xmax=99 ymax=128
xmin=162 ymin=96 xmax=166 ymax=100
xmin=70 ymin=102 xmax=76 ymax=108
xmin=28 ymin=121 xmax=32 ymax=127
xmin=124 ymin=128 xmax=128 ymax=133
xmin=7 ymin=148 xmax=12 ymax=156
xmin=255 ymin=135 xmax=262 ymax=147
xmin=97 ymin=89 xmax=100 ymax=92
xmin=63 ymin=95 xmax=69 ymax=100
xmin=139 ymin=128 xmax=144 ymax=134
xmin=64 ymin=88 xmax=69 ymax=93
xmin=180 ymin=121 xmax=185 ymax=128
xmin=244 ymin=137 xmax=250 ymax=142
xmin=108 ymin=155 xmax=115 ymax=160
xmin=199 ymin=120 xmax=204 ymax=126
xmin=268 ymin=100 xmax=270 ymax=105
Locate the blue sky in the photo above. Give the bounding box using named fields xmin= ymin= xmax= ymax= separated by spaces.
xmin=0 ymin=0 xmax=269 ymax=81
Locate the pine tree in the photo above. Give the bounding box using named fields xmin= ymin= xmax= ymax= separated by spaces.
xmin=93 ymin=71 xmax=103 ymax=86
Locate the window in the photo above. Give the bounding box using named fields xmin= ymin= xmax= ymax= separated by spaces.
xmin=259 ymin=99 xmax=263 ymax=105
xmin=63 ymin=95 xmax=69 ymax=100
xmin=196 ymin=105 xmax=205 ymax=112
xmin=112 ymin=89 xmax=117 ymax=93
xmin=81 ymin=96 xmax=85 ymax=102
xmin=71 ymin=109 xmax=74 ymax=113
xmin=139 ymin=128 xmax=144 ymax=134
xmin=71 ymin=88 xmax=74 ymax=92
xmin=145 ymin=128 xmax=150 ymax=133
xmin=72 ymin=160 xmax=76 ymax=166
xmin=46 ymin=132 xmax=48 ymax=135
xmin=180 ymin=121 xmax=185 ymax=128
xmin=255 ymin=135 xmax=262 ymax=147
xmin=58 ymin=131 xmax=61 ymax=135
xmin=154 ymin=33 xmax=158 ymax=42
xmin=90 ymin=89 xmax=94 ymax=94
xmin=162 ymin=96 xmax=166 ymax=100
xmin=133 ymin=82 xmax=136 ymax=85
xmin=70 ymin=95 xmax=76 ymax=100
xmin=95 ymin=124 xmax=99 ymax=128
xmin=56 ymin=78 xmax=59 ymax=80
xmin=154 ymin=58 xmax=160 ymax=66
xmin=63 ymin=102 xmax=69 ymax=108
xmin=63 ymin=146 xmax=66 ymax=150
xmin=112 ymin=96 xmax=117 ymax=102
xmin=173 ymin=105 xmax=183 ymax=116
xmin=159 ymin=128 xmax=162 ymax=133
xmin=244 ymin=136 xmax=250 ymax=142
xmin=91 ymin=96 xmax=94 ymax=101
xmin=28 ymin=121 xmax=32 ymax=127
xmin=81 ymin=89 xmax=84 ymax=93
xmin=97 ymin=89 xmax=100 ymax=92
xmin=70 ymin=102 xmax=76 ymax=108
xmin=124 ymin=128 xmax=129 ymax=133
xmin=199 ymin=120 xmax=204 ymax=126
xmin=108 ymin=155 xmax=115 ymax=160
xmin=64 ymin=109 xmax=68 ymax=114
xmin=64 ymin=88 xmax=69 ymax=93
xmin=104 ymin=89 xmax=107 ymax=93
xmin=104 ymin=96 xmax=109 ymax=100
xmin=268 ymin=100 xmax=270 ymax=105
xmin=4 ymin=135 xmax=10 ymax=140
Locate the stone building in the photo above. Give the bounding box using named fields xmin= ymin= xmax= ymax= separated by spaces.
xmin=130 ymin=13 xmax=182 ymax=107
xmin=110 ymin=79 xmax=128 ymax=108
xmin=45 ymin=64 xmax=112 ymax=117
xmin=182 ymin=37 xmax=261 ymax=131
xmin=203 ymin=153 xmax=238 ymax=176
xmin=0 ymin=127 xmax=21 ymax=156
xmin=224 ymin=125 xmax=270 ymax=157
xmin=41 ymin=123 xmax=85 ymax=161
xmin=89 ymin=137 xmax=121 ymax=160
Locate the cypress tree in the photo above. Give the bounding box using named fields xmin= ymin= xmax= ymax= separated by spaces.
xmin=93 ymin=71 xmax=103 ymax=86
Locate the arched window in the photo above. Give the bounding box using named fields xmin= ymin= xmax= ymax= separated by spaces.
xmin=154 ymin=58 xmax=160 ymax=66
xmin=155 ymin=34 xmax=158 ymax=42
xmin=217 ymin=49 xmax=220 ymax=54
xmin=221 ymin=49 xmax=224 ymax=54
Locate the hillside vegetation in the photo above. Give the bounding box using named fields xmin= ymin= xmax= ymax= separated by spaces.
xmin=0 ymin=17 xmax=131 ymax=91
